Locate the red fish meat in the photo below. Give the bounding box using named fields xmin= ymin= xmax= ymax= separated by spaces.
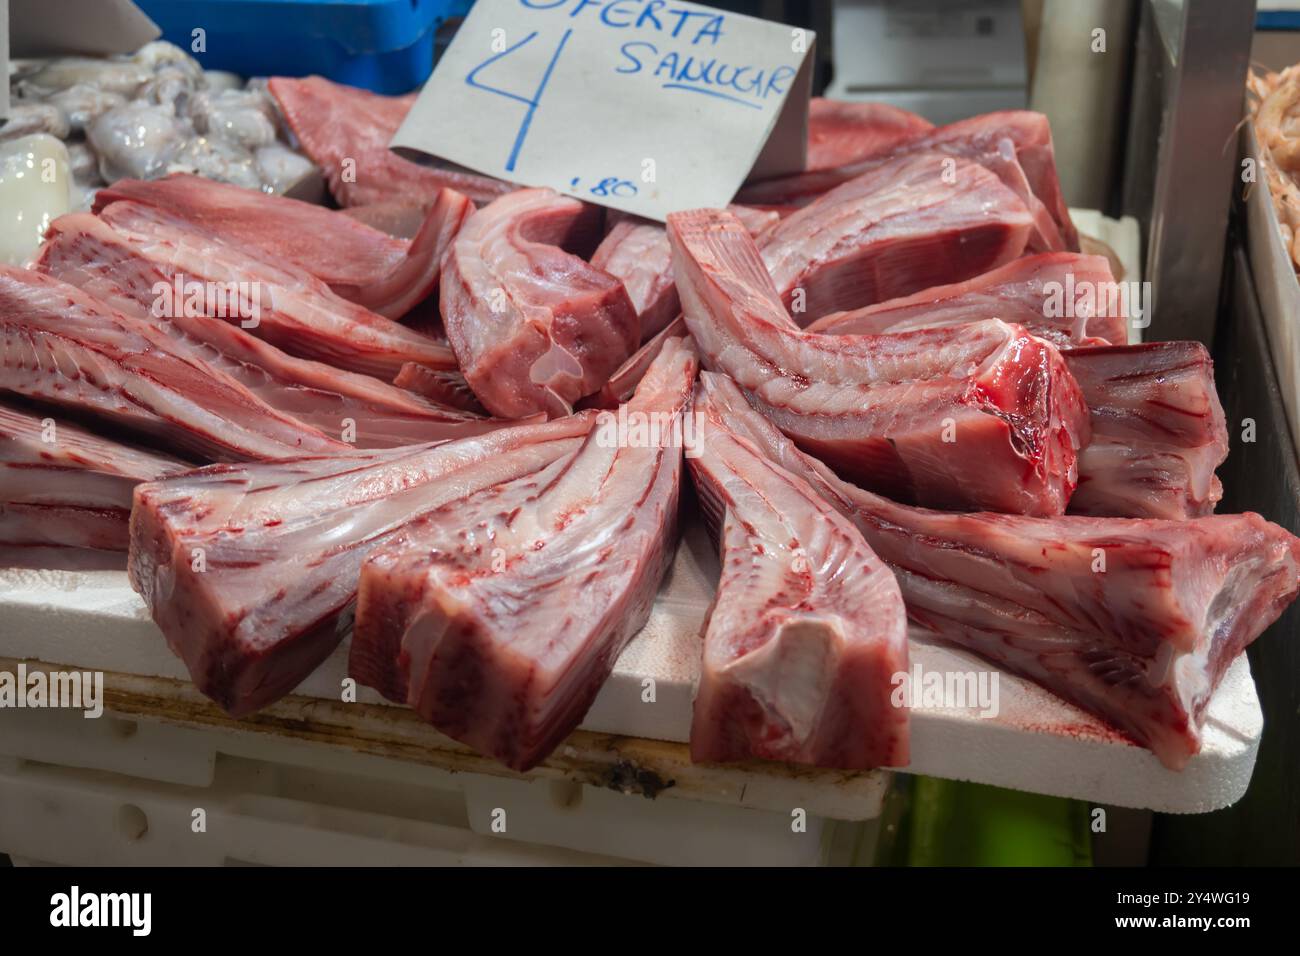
xmin=668 ymin=207 xmax=1088 ymax=515
xmin=758 ymin=151 xmax=1035 ymax=322
xmin=804 ymin=98 xmax=934 ymax=171
xmin=696 ymin=371 xmax=1300 ymax=770
xmin=90 ymin=200 xmax=456 ymax=377
xmin=1 ymin=399 xmax=185 ymax=557
xmin=350 ymin=339 xmax=697 ymax=770
xmin=441 ymin=188 xmax=639 ymax=418
xmin=807 ymin=252 xmax=1129 ymax=348
xmin=39 ymin=212 xmax=501 ymax=448
xmin=93 ymin=174 xmax=474 ymax=319
xmin=129 ymin=415 xmax=593 ymax=716
xmin=739 ymin=110 xmax=1079 ymax=253
xmin=1064 ymin=342 xmax=1228 ymax=519
xmin=0 ymin=266 xmax=346 ymax=461
xmin=688 ymin=385 xmax=909 ymax=770
xmin=268 ymin=75 xmax=514 ymax=208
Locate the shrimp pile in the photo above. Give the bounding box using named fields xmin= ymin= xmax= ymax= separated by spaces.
xmin=1249 ymin=64 xmax=1300 ymax=271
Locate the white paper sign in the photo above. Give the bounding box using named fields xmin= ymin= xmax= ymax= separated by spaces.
xmin=393 ymin=0 xmax=814 ymax=221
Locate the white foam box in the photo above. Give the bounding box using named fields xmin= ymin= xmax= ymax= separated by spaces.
xmin=0 ymin=519 xmax=1262 ymax=816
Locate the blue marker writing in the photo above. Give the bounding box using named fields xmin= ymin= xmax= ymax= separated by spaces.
xmin=466 ymin=29 xmax=574 ymax=172
xmin=520 ymin=0 xmax=726 ymax=45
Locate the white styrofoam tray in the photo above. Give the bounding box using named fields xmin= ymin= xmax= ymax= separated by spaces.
xmin=0 ymin=520 xmax=1262 ymax=815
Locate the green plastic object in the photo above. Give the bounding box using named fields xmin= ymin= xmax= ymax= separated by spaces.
xmin=880 ymin=776 xmax=1093 ymax=867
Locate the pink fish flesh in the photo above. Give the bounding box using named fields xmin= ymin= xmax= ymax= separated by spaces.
xmin=350 ymin=339 xmax=697 ymax=770
xmin=0 ymin=266 xmax=346 ymax=461
xmin=128 ymin=415 xmax=593 ymax=716
xmin=39 ymin=212 xmax=502 ymax=449
xmin=758 ymin=151 xmax=1035 ymax=322
xmin=440 ymin=188 xmax=639 ymax=418
xmin=689 ymin=385 xmax=909 ymax=769
xmin=696 ymin=371 xmax=1300 ymax=770
xmin=668 ymin=207 xmax=1089 ymax=515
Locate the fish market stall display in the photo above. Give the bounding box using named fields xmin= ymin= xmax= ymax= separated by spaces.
xmin=2 ymin=62 xmax=1297 ymax=824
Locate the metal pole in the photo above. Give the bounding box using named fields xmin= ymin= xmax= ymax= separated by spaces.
xmin=1123 ymin=0 xmax=1257 ymax=344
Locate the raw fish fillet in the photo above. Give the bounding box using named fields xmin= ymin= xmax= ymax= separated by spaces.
xmin=759 ymin=151 xmax=1035 ymax=322
xmin=591 ymin=218 xmax=681 ymax=340
xmin=580 ymin=316 xmax=688 ymax=409
xmin=804 ymin=266 xmax=1220 ymax=517
xmin=728 ymin=204 xmax=782 ymax=239
xmin=338 ymin=187 xmax=472 ymax=319
xmin=910 ymin=110 xmax=1079 ymax=252
xmin=1 ymin=399 xmax=184 ymax=555
xmin=392 ymin=364 xmax=487 ymax=414
xmin=740 ymin=110 xmax=1079 ymax=253
xmin=441 ymin=188 xmax=639 ymax=418
xmin=342 ymin=202 xmax=430 ymax=240
xmin=92 ymin=174 xmax=474 ymax=319
xmin=591 ymin=206 xmax=780 ymax=343
xmin=0 ymin=545 xmax=131 ymax=571
xmin=0 ymin=266 xmax=346 ymax=461
xmin=808 ymin=253 xmax=1129 ymax=348
xmin=1065 ymin=342 xmax=1228 ymax=519
xmin=688 ymin=388 xmax=909 ymax=769
xmin=804 ymin=98 xmax=934 ymax=171
xmin=89 ymin=200 xmax=456 ymax=377
xmin=129 ymin=415 xmax=593 ymax=716
xmin=668 ymin=208 xmax=1088 ymax=515
xmin=697 ymin=371 xmax=1300 ymax=770
xmin=39 ymin=212 xmax=499 ymax=448
xmin=350 ymin=339 xmax=698 ymax=771
xmin=268 ymin=75 xmax=514 ymax=208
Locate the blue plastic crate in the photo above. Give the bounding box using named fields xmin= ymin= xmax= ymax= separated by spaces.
xmin=1259 ymin=11 xmax=1300 ymax=31
xmin=134 ymin=0 xmax=473 ymax=94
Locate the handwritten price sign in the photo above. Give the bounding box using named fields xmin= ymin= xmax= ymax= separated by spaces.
xmin=394 ymin=0 xmax=814 ymax=221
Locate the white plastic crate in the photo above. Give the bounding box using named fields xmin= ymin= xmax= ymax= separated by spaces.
xmin=0 ymin=707 xmax=873 ymax=866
